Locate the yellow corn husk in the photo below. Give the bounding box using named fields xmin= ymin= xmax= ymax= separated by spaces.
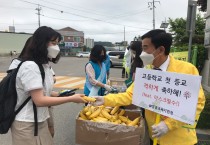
xmin=79 ymin=111 xmax=88 ymax=120
xmin=117 ymin=119 xmax=122 ymax=124
xmin=83 ymin=106 xmax=89 ymax=113
xmin=111 ymin=115 xmax=118 ymax=121
xmin=119 ymin=115 xmax=128 ymax=123
xmin=90 ymin=106 xmax=96 ymax=113
xmin=99 ymin=113 xmax=105 ymax=117
xmin=95 ymin=116 xmax=108 ymax=121
xmin=128 ymin=117 xmax=141 ymax=126
xmin=83 ymin=96 xmax=96 ymax=102
xmin=78 ymin=117 xmax=87 ymax=120
xmin=110 ymin=106 xmax=120 ymax=115
xmin=92 ymin=118 xmax=108 ymax=123
xmin=118 ymin=109 xmax=125 ymax=116
xmin=89 ymin=107 xmax=101 ymax=119
xmin=112 ymin=120 xmax=120 ymax=124
xmin=98 ymin=105 xmax=105 ymax=109
xmin=114 ymin=113 xmax=119 ymax=119
xmin=126 ymin=119 xmax=132 ymax=125
xmin=104 ymin=108 xmax=111 ymax=113
xmin=85 ymin=111 xmax=91 ymax=116
xmin=101 ymin=109 xmax=112 ymax=119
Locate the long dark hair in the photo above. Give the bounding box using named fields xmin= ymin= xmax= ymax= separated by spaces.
xmin=18 ymin=26 xmax=61 ymax=64
xmin=130 ymin=41 xmax=143 ymax=73
xmin=89 ymin=45 xmax=105 ymax=63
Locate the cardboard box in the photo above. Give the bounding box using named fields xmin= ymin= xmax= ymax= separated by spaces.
xmin=75 ymin=110 xmax=145 ymax=145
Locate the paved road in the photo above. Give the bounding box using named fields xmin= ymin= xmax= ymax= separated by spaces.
xmin=0 ymin=56 xmax=122 ymax=145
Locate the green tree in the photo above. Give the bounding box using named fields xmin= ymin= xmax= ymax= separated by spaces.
xmin=168 ymin=14 xmax=205 ymax=46
xmin=168 ymin=14 xmax=206 ymax=73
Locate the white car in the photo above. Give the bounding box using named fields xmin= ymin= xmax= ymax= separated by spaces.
xmin=76 ymin=52 xmax=90 ymax=58
xmin=107 ymin=51 xmax=125 ymax=67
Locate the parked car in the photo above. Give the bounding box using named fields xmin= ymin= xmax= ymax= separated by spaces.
xmin=76 ymin=51 xmax=90 ymax=58
xmin=107 ymin=51 xmax=125 ymax=67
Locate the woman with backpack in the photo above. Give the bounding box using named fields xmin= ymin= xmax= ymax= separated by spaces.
xmin=9 ymin=26 xmax=86 ymax=145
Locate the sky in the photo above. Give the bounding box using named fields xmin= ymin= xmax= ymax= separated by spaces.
xmin=0 ymin=0 xmax=201 ymax=43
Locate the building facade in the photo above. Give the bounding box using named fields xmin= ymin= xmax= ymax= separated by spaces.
xmin=84 ymin=38 xmax=94 ymax=49
xmin=57 ymin=27 xmax=84 ymax=56
xmin=0 ymin=32 xmax=32 ymax=56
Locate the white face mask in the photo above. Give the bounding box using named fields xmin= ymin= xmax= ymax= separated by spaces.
xmin=139 ymin=51 xmax=155 ymax=66
xmin=47 ymin=45 xmax=60 ymax=59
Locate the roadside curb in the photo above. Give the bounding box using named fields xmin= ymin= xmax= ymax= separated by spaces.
xmin=196 ymin=129 xmax=210 ymax=144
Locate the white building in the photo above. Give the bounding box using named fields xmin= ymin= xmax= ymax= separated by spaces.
xmin=0 ymin=32 xmax=32 ymax=56
xmin=85 ymin=38 xmax=94 ymax=49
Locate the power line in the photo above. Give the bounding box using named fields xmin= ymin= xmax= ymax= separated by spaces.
xmin=19 ymin=0 xmax=151 ymax=30
xmin=36 ymin=0 xmax=110 ymax=17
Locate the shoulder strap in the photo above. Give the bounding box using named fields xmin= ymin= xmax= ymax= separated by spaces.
xmin=35 ymin=63 xmax=45 ymax=83
xmin=32 ymin=62 xmax=45 ymax=136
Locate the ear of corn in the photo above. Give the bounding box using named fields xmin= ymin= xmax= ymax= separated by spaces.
xmin=78 ymin=105 xmax=140 ymax=127
xmin=83 ymin=96 xmax=96 ymax=102
xmin=101 ymin=109 xmax=112 ymax=120
xmin=110 ymin=106 xmax=119 ymax=115
xmin=85 ymin=111 xmax=91 ymax=116
xmin=79 ymin=111 xmax=88 ymax=120
xmin=128 ymin=117 xmax=141 ymax=126
xmin=118 ymin=109 xmax=125 ymax=116
xmin=89 ymin=107 xmax=101 ymax=119
xmin=83 ymin=106 xmax=89 ymax=113
xmin=104 ymin=108 xmax=111 ymax=113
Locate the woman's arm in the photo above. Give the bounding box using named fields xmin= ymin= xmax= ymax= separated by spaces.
xmin=30 ymin=89 xmax=86 ymax=107
xmin=86 ymin=63 xmax=105 ymax=88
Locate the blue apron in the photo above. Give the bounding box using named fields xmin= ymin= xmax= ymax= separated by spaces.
xmin=84 ymin=61 xmax=106 ymax=96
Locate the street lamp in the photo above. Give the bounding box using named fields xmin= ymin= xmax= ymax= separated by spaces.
xmin=133 ymin=35 xmax=141 ymax=41
xmin=160 ymin=21 xmax=169 ymax=31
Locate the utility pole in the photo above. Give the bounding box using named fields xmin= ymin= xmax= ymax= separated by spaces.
xmin=123 ymin=26 xmax=125 ymax=50
xmin=186 ymin=0 xmax=197 ymax=62
xmin=148 ymin=0 xmax=160 ymax=29
xmin=35 ymin=4 xmax=41 ymax=27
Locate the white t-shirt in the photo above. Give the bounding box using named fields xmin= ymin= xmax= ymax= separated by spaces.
xmin=9 ymin=59 xmax=54 ymax=122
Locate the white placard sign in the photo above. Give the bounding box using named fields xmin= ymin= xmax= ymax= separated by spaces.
xmin=133 ymin=68 xmax=202 ymax=125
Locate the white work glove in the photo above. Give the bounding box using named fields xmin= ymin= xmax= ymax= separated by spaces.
xmin=104 ymin=84 xmax=112 ymax=92
xmin=151 ymin=121 xmax=169 ymax=138
xmin=91 ymin=96 xmax=104 ymax=106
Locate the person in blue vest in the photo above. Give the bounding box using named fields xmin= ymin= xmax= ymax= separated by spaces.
xmin=84 ymin=45 xmax=113 ymax=97
xmin=102 ymin=47 xmax=111 ymax=79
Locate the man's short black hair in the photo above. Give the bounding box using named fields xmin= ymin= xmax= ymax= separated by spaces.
xmin=141 ymin=29 xmax=172 ymax=55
